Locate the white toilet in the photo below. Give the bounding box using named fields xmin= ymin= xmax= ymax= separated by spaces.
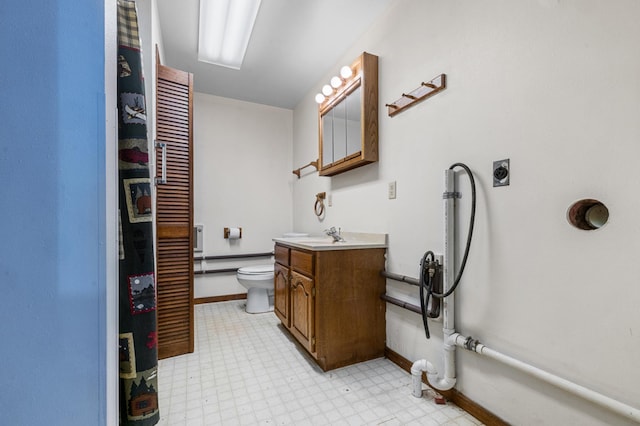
xmin=237 ymin=264 xmax=276 ymax=313
xmin=236 ymin=233 xmax=308 ymax=314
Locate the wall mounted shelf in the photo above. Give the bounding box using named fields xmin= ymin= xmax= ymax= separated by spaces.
xmin=386 ymin=74 xmax=446 ymax=117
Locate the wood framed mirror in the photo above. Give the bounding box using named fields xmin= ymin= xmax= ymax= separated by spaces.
xmin=318 ymin=52 xmax=378 ymax=176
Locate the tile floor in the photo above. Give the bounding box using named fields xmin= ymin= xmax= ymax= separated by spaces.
xmin=157 ymin=301 xmax=482 ymax=426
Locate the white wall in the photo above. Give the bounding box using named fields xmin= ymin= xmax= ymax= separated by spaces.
xmin=292 ymin=1 xmax=640 ymax=424
xmin=193 ymin=93 xmax=294 ymax=298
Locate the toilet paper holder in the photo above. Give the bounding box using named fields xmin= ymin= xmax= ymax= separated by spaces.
xmin=224 ymin=227 xmax=242 ymax=239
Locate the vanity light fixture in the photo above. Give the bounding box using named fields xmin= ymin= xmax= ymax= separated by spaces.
xmin=340 ymin=65 xmax=353 ymax=79
xmin=315 ymin=65 xmax=354 ymax=104
xmin=198 ymin=0 xmax=262 ymax=69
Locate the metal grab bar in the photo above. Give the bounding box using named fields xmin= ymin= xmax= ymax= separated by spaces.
xmin=381 ymin=270 xmax=420 ymax=286
xmin=194 ymin=252 xmax=273 ymax=261
xmin=194 ymin=252 xmax=274 ymax=276
xmin=381 ymin=271 xmax=422 ymax=314
xmin=381 ymin=294 xmax=421 ymax=314
xmin=195 ymin=268 xmax=239 ymax=275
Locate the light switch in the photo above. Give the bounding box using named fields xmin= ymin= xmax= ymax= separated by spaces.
xmin=388 ymin=181 xmax=397 ymax=199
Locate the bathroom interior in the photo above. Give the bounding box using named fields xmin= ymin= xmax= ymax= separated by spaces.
xmin=142 ymin=0 xmax=639 ymax=425
xmin=7 ymin=1 xmax=640 ymax=425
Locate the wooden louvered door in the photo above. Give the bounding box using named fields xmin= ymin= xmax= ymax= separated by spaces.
xmin=155 ymin=62 xmax=194 ymax=359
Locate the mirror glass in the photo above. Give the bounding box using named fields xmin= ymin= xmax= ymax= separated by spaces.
xmin=332 ymin=94 xmax=347 ymax=161
xmin=320 ymin=84 xmax=360 ymax=166
xmin=345 ymin=85 xmax=361 ymax=157
xmin=322 ymin=109 xmax=333 ymax=166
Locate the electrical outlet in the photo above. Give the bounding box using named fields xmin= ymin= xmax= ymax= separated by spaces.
xmin=327 ymin=193 xmax=332 ymax=207
xmin=388 ymin=181 xmax=397 ymax=199
xmin=493 ymin=159 xmax=510 ymax=187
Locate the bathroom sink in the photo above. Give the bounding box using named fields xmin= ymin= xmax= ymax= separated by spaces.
xmin=288 ymin=237 xmax=337 ymax=244
xmin=275 ymin=237 xmax=340 ymax=247
xmin=273 ymin=232 xmax=387 ymax=251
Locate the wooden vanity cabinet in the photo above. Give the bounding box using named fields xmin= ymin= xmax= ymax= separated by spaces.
xmin=274 ymin=262 xmax=290 ymax=326
xmin=273 ymin=243 xmax=386 ymax=371
xmin=274 ymin=245 xmax=291 ymax=326
xmin=290 ymin=270 xmax=315 ymax=354
xmin=274 ymin=245 xmax=316 ymax=353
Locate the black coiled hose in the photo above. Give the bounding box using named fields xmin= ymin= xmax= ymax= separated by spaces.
xmin=419 ymin=250 xmax=435 ymax=339
xmin=419 ymin=163 xmax=476 ymax=339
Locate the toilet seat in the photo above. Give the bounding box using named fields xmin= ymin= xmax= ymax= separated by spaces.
xmin=237 ymin=264 xmax=274 ymax=280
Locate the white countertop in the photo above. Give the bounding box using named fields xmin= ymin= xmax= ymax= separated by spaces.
xmin=272 ymin=232 xmax=387 ymax=251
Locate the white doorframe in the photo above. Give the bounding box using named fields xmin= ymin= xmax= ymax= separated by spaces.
xmin=105 ymin=0 xmax=118 ymax=424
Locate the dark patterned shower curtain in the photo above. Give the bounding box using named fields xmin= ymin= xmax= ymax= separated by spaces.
xmin=117 ymin=1 xmax=159 ymax=425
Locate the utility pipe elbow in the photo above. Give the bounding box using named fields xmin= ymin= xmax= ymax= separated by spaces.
xmin=411 ymin=359 xmax=457 ymax=396
xmin=428 ymin=373 xmax=457 ymax=391
xmin=411 ymin=359 xmax=429 ymax=398
xmin=411 ymin=359 xmax=429 ymax=376
xmin=425 ymin=359 xmax=456 ymax=391
xmin=424 ymin=360 xmax=456 ymax=391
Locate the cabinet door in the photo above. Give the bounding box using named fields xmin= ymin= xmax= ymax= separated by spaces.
xmin=290 ymin=271 xmax=315 ymax=353
xmin=274 ymin=262 xmax=290 ymax=326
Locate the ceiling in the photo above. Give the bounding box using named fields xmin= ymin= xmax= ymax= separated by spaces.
xmin=156 ymin=0 xmax=395 ymax=109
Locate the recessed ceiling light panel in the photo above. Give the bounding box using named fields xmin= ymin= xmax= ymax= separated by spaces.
xmin=198 ymin=0 xmax=262 ymax=70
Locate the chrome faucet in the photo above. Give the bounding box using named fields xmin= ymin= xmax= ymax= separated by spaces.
xmin=324 ymin=227 xmax=345 ymax=242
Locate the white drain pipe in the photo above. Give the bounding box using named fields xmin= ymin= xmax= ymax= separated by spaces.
xmin=412 ymin=168 xmax=457 ymax=395
xmin=451 ymin=334 xmax=640 ymax=423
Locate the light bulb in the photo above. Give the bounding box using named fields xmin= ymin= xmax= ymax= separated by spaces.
xmin=330 ymin=76 xmax=342 ymax=88
xmin=340 ymin=65 xmax=353 ymax=79
xmin=322 ymin=84 xmax=333 ymax=96
xmin=315 ymin=93 xmax=325 ymax=104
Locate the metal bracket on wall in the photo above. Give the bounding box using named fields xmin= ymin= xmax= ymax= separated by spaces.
xmin=442 ymin=191 xmax=461 ymax=199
